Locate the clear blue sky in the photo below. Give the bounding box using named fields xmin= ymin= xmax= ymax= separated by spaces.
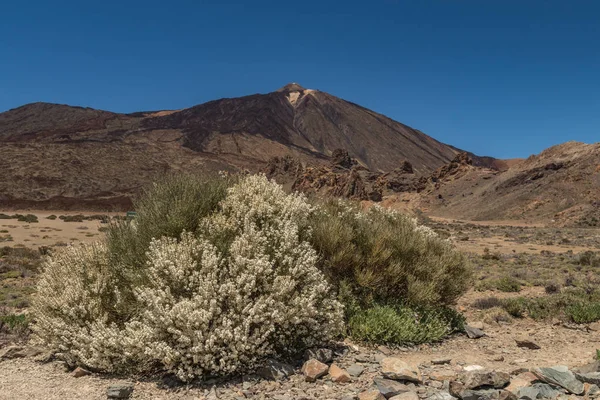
xmin=1 ymin=1 xmax=598 ymax=158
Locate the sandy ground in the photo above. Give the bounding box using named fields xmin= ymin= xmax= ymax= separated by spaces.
xmin=1 ymin=314 xmax=598 ymax=399
xmin=0 ymin=211 xmax=119 ymax=248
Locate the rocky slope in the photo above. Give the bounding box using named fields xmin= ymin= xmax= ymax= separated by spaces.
xmin=0 ymin=84 xmax=477 ymax=210
xmin=419 ymin=142 xmax=600 ymax=226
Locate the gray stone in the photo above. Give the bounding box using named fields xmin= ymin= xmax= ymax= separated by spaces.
xmin=575 ymin=372 xmax=600 ymax=385
xmin=532 ymin=366 xmax=584 ymax=395
xmin=465 ymin=325 xmax=486 ymax=339
xmin=517 ymin=387 xmax=539 ymax=400
xmin=348 ymin=364 xmax=365 ymax=377
xmin=531 ymin=383 xmax=561 ymax=399
xmin=463 ymin=370 xmax=511 ymax=390
xmin=304 ymin=348 xmax=334 ymax=364
xmin=374 ymin=377 xmax=413 ymax=399
xmin=107 ymin=382 xmax=134 ymax=399
xmin=256 ymin=359 xmax=295 ymax=380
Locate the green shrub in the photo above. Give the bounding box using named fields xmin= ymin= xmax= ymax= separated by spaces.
xmin=0 ymin=313 xmax=30 ymax=334
xmin=566 ymin=302 xmax=600 ymax=324
xmin=16 ymin=214 xmax=38 ymax=223
xmin=105 ymin=173 xmax=234 ymax=274
xmin=347 ymin=304 xmax=464 ymax=345
xmin=495 ymin=276 xmax=521 ymax=293
xmin=46 ymin=215 xmax=57 ymax=220
xmin=308 ymin=200 xmax=471 ymax=307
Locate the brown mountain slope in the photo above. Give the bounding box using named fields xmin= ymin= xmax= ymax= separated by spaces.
xmin=419 ymin=142 xmax=600 ymax=226
xmin=0 ymin=84 xmax=478 ymax=209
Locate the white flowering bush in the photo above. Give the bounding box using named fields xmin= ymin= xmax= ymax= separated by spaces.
xmin=33 ymin=175 xmax=343 ymax=380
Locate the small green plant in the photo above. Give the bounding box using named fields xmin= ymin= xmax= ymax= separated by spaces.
xmin=46 ymin=215 xmax=57 ymax=220
xmin=347 ymin=304 xmax=464 ymax=345
xmin=566 ymin=302 xmax=600 ymax=324
xmin=495 ymin=276 xmax=522 ymax=293
xmin=595 ymin=349 xmax=600 ymax=360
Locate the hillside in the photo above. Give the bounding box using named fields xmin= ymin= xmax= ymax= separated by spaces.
xmin=419 ymin=142 xmax=600 ymax=226
xmin=0 ymin=84 xmax=471 ymax=209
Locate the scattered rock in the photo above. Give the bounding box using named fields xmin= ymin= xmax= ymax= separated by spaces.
xmin=304 ymin=348 xmax=334 ymax=364
xmin=329 ymin=364 xmax=352 ymax=383
xmin=381 ymin=358 xmax=422 ymax=383
xmin=490 ymin=355 xmax=505 ymax=362
xmin=72 ymin=367 xmax=91 ymax=378
xmin=378 ymin=346 xmax=393 ymax=355
xmin=107 ymin=382 xmax=134 ymax=399
xmin=506 ymin=372 xmax=539 ymax=394
xmin=587 ymin=384 xmax=600 ymax=397
xmin=533 ymin=366 xmax=584 ymax=395
xmin=462 ymin=370 xmax=510 ymax=390
xmin=531 ymin=382 xmax=562 ymax=399
xmin=458 ymin=388 xmax=501 ymax=400
xmin=575 ymin=372 xmax=600 ymax=385
xmin=465 ymin=325 xmax=486 ymax=339
xmin=517 ymin=387 xmax=539 ymax=400
xmin=301 ymin=359 xmax=329 ymax=382
xmin=358 ymin=389 xmax=386 ymax=400
xmin=432 ymin=359 xmax=452 ymax=365
xmin=374 ymin=377 xmax=413 ymax=398
xmin=515 ymin=338 xmax=541 ymax=350
xmin=256 ymin=359 xmax=295 ymax=380
xmin=389 ymin=391 xmax=419 ymax=400
xmin=430 ymin=371 xmax=458 ymax=382
xmin=348 ymin=364 xmax=365 ymax=377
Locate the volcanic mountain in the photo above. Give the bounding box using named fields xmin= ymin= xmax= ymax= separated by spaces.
xmin=0 ymin=83 xmax=475 ymax=209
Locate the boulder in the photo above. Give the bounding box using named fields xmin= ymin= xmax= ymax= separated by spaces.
xmin=301 ymin=359 xmax=329 ymax=382
xmin=381 ymin=358 xmax=422 ymax=383
xmin=256 ymin=359 xmax=295 ymax=380
xmin=532 ymin=366 xmax=584 ymax=395
xmin=329 ymin=364 xmax=352 ymax=383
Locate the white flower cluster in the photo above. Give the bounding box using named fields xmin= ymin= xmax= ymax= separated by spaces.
xmin=33 ymin=175 xmax=343 ymax=381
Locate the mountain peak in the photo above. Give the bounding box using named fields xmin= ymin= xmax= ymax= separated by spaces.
xmin=276 ymin=82 xmax=306 ymax=92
